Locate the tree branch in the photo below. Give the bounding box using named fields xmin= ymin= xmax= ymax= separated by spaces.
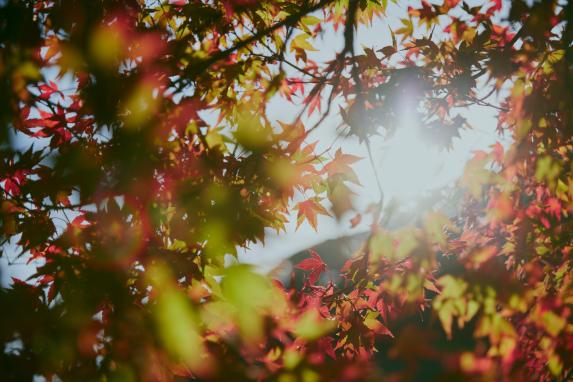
xmin=185 ymin=0 xmax=337 ymax=77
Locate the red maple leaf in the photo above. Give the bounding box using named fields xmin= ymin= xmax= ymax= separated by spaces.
xmin=305 ymin=93 xmax=322 ymax=116
xmin=546 ymin=198 xmax=562 ymax=220
xmin=38 ymin=81 xmax=61 ymax=100
xmin=317 ymin=337 xmax=336 ymax=359
xmin=295 ymin=250 xmax=326 ymax=284
xmin=3 ymin=178 xmax=21 ymax=196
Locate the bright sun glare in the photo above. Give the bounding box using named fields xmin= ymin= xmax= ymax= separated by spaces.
xmin=378 ymin=114 xmax=446 ymax=202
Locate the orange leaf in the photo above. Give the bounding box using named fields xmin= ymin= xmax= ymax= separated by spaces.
xmin=322 ymin=148 xmax=362 ymax=184
xmin=295 ymin=198 xmax=330 ymax=231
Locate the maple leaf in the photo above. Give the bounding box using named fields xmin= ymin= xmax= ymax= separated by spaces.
xmin=546 ymin=198 xmax=562 ymax=220
xmin=38 ymin=81 xmax=61 ymax=100
xmin=364 ymin=314 xmax=393 ymax=338
xmin=317 ymin=337 xmax=336 ymax=359
xmin=443 ymin=0 xmax=460 ymax=8
xmin=322 ymin=148 xmax=362 ymax=184
xmin=11 ymin=277 xmax=28 ymax=286
xmin=378 ymin=45 xmax=397 ymax=58
xmin=3 ymin=178 xmax=21 ymax=196
xmin=47 ymin=282 xmax=58 ymax=303
xmin=295 ymin=250 xmax=326 ymax=284
xmin=490 ymin=0 xmax=502 ymax=11
xmin=327 ymin=177 xmax=355 ymax=219
xmin=295 ymin=198 xmax=330 ymax=231
xmin=286 ymin=78 xmax=305 ymax=98
xmin=305 ymin=93 xmax=322 ymax=116
xmin=71 ymin=214 xmax=90 ymax=228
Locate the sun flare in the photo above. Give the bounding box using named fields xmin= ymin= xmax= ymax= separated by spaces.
xmin=379 ymin=120 xmax=446 ymax=202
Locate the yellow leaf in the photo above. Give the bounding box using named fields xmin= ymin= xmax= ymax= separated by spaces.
xmin=290 ymin=33 xmax=317 ymax=52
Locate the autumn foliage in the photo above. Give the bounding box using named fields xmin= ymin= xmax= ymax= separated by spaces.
xmin=1 ymin=0 xmax=573 ymax=381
